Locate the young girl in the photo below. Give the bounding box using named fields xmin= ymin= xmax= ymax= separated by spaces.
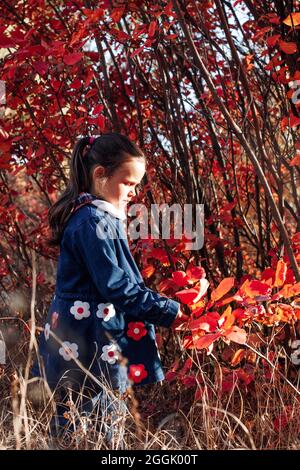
xmin=31 ymin=132 xmax=187 ymax=446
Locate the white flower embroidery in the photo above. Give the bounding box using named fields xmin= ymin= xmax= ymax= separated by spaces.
xmin=70 ymin=300 xmax=91 ymax=320
xmin=44 ymin=323 xmax=51 ymax=341
xmin=59 ymin=341 xmax=79 ymax=362
xmin=96 ymin=302 xmax=116 ymax=322
xmin=101 ymin=344 xmax=119 ymax=364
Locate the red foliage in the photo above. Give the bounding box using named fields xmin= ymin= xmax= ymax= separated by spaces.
xmin=0 ymin=1 xmax=300 ymax=407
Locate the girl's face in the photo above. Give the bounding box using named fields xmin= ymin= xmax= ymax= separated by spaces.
xmin=92 ymin=157 xmax=146 ymax=210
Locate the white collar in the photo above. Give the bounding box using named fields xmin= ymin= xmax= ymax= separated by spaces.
xmin=91 ymin=199 xmax=127 ymax=221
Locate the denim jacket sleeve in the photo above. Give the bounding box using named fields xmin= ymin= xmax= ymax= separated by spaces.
xmin=72 ymin=216 xmax=180 ymax=328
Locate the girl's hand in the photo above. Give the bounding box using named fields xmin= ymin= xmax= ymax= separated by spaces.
xmin=172 ymin=308 xmax=189 ymax=331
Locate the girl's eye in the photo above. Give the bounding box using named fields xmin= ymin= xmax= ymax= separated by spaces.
xmin=123 ymin=182 xmax=142 ymax=192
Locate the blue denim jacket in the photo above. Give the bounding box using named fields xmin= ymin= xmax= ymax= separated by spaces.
xmin=32 ymin=192 xmax=180 ymax=392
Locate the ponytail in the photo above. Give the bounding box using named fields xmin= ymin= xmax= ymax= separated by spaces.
xmin=46 ymin=136 xmax=91 ymax=247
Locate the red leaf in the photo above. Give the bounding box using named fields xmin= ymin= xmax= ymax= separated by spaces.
xmin=176 ymin=288 xmax=199 ymax=304
xmin=186 ymin=264 xmax=206 ymax=282
xmin=289 ymin=114 xmax=300 ymax=128
xmin=279 ymin=40 xmax=298 ymax=54
xmin=63 ymin=52 xmax=83 ymax=65
xmin=0 ymin=154 xmax=11 ymax=169
xmin=236 ymin=368 xmax=254 ymax=385
xmin=266 ymin=34 xmax=281 ymax=48
xmin=176 ymin=278 xmax=209 ymax=305
xmin=269 ymin=15 xmax=281 ymax=25
xmin=148 ymin=21 xmax=157 ymax=38
xmin=142 ymin=265 xmax=155 ymax=279
xmin=233 ymin=308 xmax=249 ymax=326
xmin=223 ymin=326 xmax=247 ymax=345
xmin=158 ymin=279 xmax=178 ymax=293
xmin=166 ymin=34 xmax=178 ymax=40
xmin=230 ymin=349 xmax=246 ymax=366
xmin=194 ymin=387 xmax=204 ymax=401
xmin=110 ymin=28 xmax=130 ymax=41
xmin=211 ymin=277 xmax=235 ymax=302
xmin=97 ymin=114 xmax=105 ymax=130
xmin=274 ymin=259 xmax=287 ymax=287
xmin=110 ymin=6 xmax=126 ymax=23
xmin=182 ymin=336 xmax=195 ymax=349
xmin=32 ymin=61 xmax=49 ymax=76
xmin=0 ymin=29 xmax=15 ymax=47
xmin=292 ymin=232 xmax=300 ymax=244
xmin=165 ymin=370 xmax=177 ymax=382
xmin=216 ymin=295 xmax=235 ymax=307
xmin=290 ymin=281 xmax=300 ymax=297
xmin=189 ymin=313 xmax=219 ymax=333
xmin=243 ymin=280 xmax=272 ymax=298
xmin=93 ymin=104 xmax=104 ymax=115
xmin=181 ymin=374 xmax=197 ymax=387
xmin=195 ymin=332 xmax=222 ymax=350
xmin=218 ymin=305 xmax=235 ymax=330
xmin=130 ymin=46 xmax=144 ymax=58
xmin=149 ymin=248 xmax=168 ymax=263
xmin=181 ymin=358 xmax=193 ymax=374
xmin=221 ymin=378 xmax=235 ymax=393
xmin=172 ymin=270 xmax=191 ymax=287
xmin=261 ymin=267 xmax=275 ymax=284
xmin=290 ymin=154 xmax=300 ymax=166
xmin=163 ymin=1 xmax=174 ymax=16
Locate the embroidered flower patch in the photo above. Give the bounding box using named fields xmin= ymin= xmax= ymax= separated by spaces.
xmin=127 ymin=322 xmax=147 ymax=341
xmin=59 ymin=341 xmax=79 ymax=361
xmin=96 ymin=303 xmax=116 ymax=322
xmin=70 ymin=301 xmax=91 ymax=320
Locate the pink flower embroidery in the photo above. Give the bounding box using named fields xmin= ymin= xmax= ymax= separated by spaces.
xmin=44 ymin=323 xmax=50 ymax=341
xmin=51 ymin=312 xmax=59 ymax=329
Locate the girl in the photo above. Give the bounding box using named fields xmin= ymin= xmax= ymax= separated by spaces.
xmin=31 ymin=132 xmax=187 ymax=446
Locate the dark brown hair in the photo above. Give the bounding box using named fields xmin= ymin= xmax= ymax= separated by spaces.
xmin=47 ymin=132 xmax=145 ymax=247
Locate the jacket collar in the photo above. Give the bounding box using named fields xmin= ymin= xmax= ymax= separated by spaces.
xmin=72 ymin=192 xmax=127 ymax=220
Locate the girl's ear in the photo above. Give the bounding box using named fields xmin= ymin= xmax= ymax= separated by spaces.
xmin=93 ymin=165 xmax=105 ymax=180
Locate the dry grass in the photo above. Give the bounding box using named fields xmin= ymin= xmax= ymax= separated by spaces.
xmin=1 ymin=340 xmax=300 ymax=450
